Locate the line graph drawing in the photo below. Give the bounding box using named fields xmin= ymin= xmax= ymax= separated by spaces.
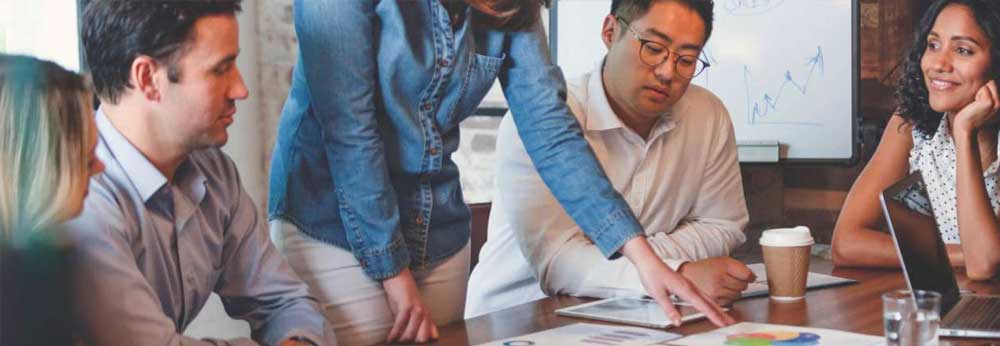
xmin=743 ymin=46 xmax=825 ymax=126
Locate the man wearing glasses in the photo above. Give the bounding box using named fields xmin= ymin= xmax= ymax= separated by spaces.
xmin=465 ymin=0 xmax=754 ymax=318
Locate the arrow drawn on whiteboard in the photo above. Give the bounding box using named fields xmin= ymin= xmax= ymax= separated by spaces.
xmin=744 ymin=46 xmax=824 ymax=126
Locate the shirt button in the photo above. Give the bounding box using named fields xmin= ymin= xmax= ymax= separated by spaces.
xmin=415 ymin=216 xmax=425 ymax=225
xmin=422 ymin=103 xmax=432 ymax=111
xmin=438 ymin=59 xmax=450 ymax=67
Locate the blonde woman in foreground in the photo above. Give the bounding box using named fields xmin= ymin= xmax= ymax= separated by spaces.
xmin=0 ymin=54 xmax=104 ymax=346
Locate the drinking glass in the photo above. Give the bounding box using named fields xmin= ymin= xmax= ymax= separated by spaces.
xmin=883 ymin=289 xmax=941 ymax=346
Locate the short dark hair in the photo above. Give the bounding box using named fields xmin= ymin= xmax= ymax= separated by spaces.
xmin=896 ymin=0 xmax=1000 ymax=137
xmin=610 ymin=0 xmax=714 ymax=43
xmin=82 ymin=0 xmax=242 ymax=104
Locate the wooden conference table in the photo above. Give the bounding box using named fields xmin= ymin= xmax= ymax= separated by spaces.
xmin=437 ymin=258 xmax=1000 ymax=346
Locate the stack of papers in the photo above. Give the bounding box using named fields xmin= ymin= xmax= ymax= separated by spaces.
xmin=741 ymin=263 xmax=855 ymax=298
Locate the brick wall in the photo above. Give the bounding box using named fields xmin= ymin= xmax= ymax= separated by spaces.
xmin=775 ymin=0 xmax=918 ymax=249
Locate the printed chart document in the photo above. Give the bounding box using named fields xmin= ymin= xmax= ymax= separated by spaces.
xmin=665 ymin=322 xmax=884 ymax=346
xmin=742 ymin=263 xmax=855 ymax=298
xmin=475 ymin=323 xmax=681 ymax=346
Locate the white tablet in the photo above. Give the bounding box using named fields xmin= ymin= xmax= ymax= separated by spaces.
xmin=555 ymin=297 xmax=717 ymax=329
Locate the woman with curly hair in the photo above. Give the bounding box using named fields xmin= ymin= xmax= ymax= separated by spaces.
xmin=832 ymin=0 xmax=1000 ymax=280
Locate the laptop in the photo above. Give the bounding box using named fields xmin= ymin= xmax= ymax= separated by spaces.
xmin=880 ymin=171 xmax=1000 ymax=338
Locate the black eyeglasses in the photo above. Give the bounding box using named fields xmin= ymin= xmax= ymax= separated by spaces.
xmin=616 ymin=17 xmax=710 ymax=79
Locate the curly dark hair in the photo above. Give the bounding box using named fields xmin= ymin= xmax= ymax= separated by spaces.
xmin=82 ymin=0 xmax=242 ymax=104
xmin=896 ymin=0 xmax=1000 ymax=138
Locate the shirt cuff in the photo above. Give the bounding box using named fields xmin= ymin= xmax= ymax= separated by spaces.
xmin=621 ymin=259 xmax=689 ymax=294
xmin=279 ymin=329 xmax=328 ymax=346
xmin=355 ymin=235 xmax=410 ymax=280
xmin=664 ymin=259 xmax=688 ymax=272
xmin=589 ymin=208 xmax=644 ymax=259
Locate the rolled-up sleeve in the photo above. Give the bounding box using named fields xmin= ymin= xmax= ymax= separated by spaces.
xmin=498 ymin=18 xmax=643 ymax=258
xmin=495 ymin=115 xmax=644 ymax=299
xmin=625 ymin=98 xmax=748 ymax=292
xmin=645 ymin=98 xmax=748 ymax=265
xmin=293 ymin=0 xmax=408 ymax=280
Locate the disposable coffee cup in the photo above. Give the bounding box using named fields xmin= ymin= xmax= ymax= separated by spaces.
xmin=759 ymin=226 xmax=814 ymax=301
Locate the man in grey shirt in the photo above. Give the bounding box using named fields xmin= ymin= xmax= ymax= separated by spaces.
xmin=64 ymin=1 xmax=332 ymax=345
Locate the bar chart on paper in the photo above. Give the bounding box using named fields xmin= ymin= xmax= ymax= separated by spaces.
xmin=475 ymin=323 xmax=681 ymax=346
xmin=553 ymin=0 xmax=857 ymax=161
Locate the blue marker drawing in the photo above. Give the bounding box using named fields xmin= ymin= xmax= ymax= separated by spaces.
xmin=744 ymin=46 xmax=824 ymax=126
xmin=724 ymin=0 xmax=785 ymax=16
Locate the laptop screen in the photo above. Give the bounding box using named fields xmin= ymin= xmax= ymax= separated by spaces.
xmin=880 ymin=172 xmax=961 ymax=314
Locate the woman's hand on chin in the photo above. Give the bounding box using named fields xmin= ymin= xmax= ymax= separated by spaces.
xmin=954 ymin=80 xmax=1000 ymax=135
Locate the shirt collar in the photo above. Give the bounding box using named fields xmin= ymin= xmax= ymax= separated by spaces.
xmin=582 ymin=59 xmax=677 ymax=137
xmin=96 ymin=109 xmax=207 ymax=223
xmin=96 ymin=109 xmax=168 ymax=203
xmin=581 ymin=60 xmax=626 ymax=132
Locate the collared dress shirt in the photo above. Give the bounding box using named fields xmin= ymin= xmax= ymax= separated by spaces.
xmin=64 ymin=110 xmax=332 ymax=346
xmin=466 ymin=63 xmax=749 ymax=317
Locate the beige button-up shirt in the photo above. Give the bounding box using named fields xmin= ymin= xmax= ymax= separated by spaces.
xmin=466 ymin=63 xmax=749 ymax=318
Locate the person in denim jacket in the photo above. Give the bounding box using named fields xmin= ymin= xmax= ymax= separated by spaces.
xmin=268 ymin=1 xmax=732 ymax=344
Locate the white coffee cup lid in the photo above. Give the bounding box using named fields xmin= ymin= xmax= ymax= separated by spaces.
xmin=759 ymin=226 xmax=815 ymax=247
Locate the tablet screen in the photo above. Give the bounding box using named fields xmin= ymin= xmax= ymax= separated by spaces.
xmin=557 ymin=297 xmax=709 ymax=328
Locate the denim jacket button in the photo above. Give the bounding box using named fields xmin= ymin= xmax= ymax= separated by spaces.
xmin=415 ymin=216 xmax=425 ymax=225
xmin=422 ymin=103 xmax=432 ymax=111
xmin=438 ymin=59 xmax=450 ymax=67
xmin=429 ymin=147 xmax=439 ymax=155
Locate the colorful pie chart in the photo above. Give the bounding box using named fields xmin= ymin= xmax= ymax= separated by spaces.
xmin=724 ymin=331 xmax=821 ymax=346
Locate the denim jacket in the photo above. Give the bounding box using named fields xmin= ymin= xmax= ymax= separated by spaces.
xmin=269 ymin=0 xmax=643 ymax=280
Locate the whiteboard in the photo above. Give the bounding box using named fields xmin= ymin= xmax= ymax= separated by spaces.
xmin=553 ymin=0 xmax=857 ymax=161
